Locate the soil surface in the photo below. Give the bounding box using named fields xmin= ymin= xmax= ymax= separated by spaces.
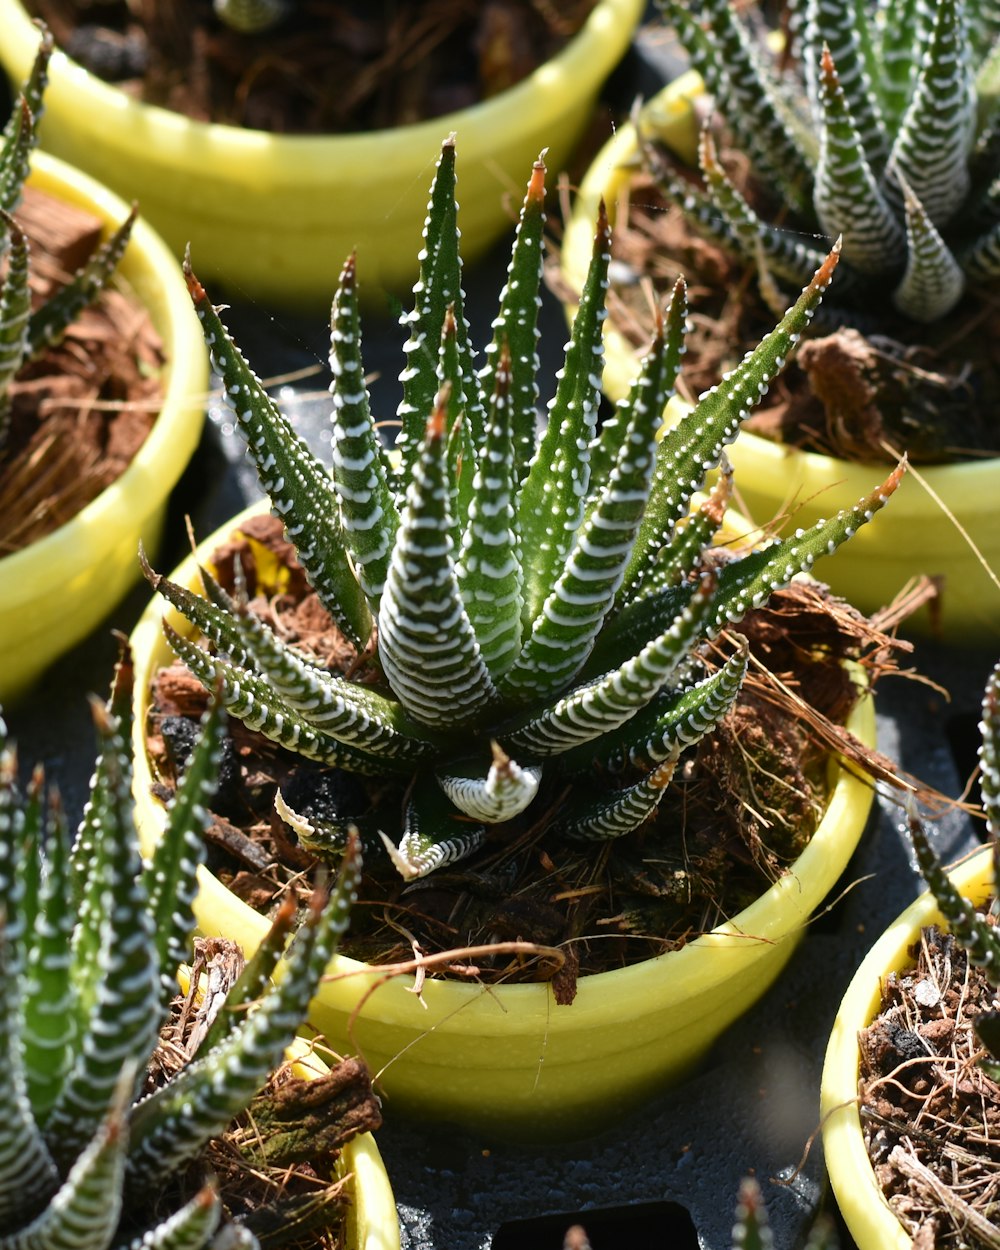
xmin=29 ymin=0 xmax=597 ymax=133
xmin=0 ymin=184 xmax=162 ymax=555
xmin=144 ymin=514 xmax=901 ymax=999
xmin=860 ymin=917 xmax=1000 ymax=1249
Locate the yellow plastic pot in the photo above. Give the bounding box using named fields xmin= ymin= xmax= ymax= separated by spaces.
xmin=130 ymin=499 xmax=877 ymax=1138
xmin=561 ymin=73 xmax=1000 ymax=641
xmin=0 ymin=151 xmax=207 ymax=706
xmin=0 ymin=0 xmax=642 ymax=309
xmin=820 ymin=844 xmax=993 ymax=1250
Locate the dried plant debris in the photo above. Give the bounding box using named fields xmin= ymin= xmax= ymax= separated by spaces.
xmin=601 ymin=170 xmax=1000 ymax=464
xmin=147 ymin=514 xmax=902 ymax=990
xmin=860 ymin=921 xmax=1000 ymax=1249
xmin=0 ymin=185 xmax=163 ymax=553
xmin=142 ymin=934 xmax=382 ymax=1250
xmin=29 ymin=0 xmax=597 ymax=132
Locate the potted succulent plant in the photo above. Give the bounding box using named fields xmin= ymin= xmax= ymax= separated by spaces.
xmin=0 ymin=34 xmax=208 ymax=704
xmin=821 ymin=657 xmax=1000 ymax=1248
xmin=129 ymin=137 xmax=895 ymax=1138
xmin=560 ymin=0 xmax=1000 ymax=639
xmin=0 ymin=0 xmax=643 ymax=307
xmin=0 ymin=650 xmax=398 ymax=1250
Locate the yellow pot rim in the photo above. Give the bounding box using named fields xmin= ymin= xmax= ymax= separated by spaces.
xmin=131 ymin=498 xmax=876 ymax=1036
xmin=560 ymin=75 xmax=1000 ymax=514
xmin=0 ymin=149 xmax=208 ymax=584
xmin=1 ymin=0 xmax=642 ymax=167
xmin=820 ymin=844 xmax=994 ymax=1250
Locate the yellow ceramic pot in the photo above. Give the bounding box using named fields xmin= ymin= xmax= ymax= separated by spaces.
xmin=561 ymin=73 xmax=1000 ymax=641
xmin=130 ymin=499 xmax=877 ymax=1139
xmin=820 ymin=845 xmax=993 ymax=1250
xmin=0 ymin=151 xmax=207 ymax=706
xmin=0 ymin=0 xmax=642 ymax=309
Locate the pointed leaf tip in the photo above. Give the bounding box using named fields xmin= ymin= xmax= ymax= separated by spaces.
xmin=528 ymin=157 xmax=547 ymax=203
xmin=867 ymin=456 xmax=907 ymax=507
xmin=428 ymin=385 xmax=451 ymax=439
xmin=814 ymin=240 xmax=842 ymax=288
xmin=182 ymin=249 xmax=207 ymax=303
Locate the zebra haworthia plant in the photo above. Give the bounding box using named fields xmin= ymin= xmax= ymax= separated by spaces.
xmin=905 ymin=657 xmax=1000 ymax=1078
xmin=0 ymin=27 xmax=136 ymax=455
xmin=0 ymin=650 xmax=362 ymax=1250
xmin=653 ymin=0 xmax=999 ymax=324
xmin=146 ymin=137 xmax=901 ymax=881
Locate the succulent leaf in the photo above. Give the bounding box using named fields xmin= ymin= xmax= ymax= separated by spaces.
xmin=21 ymin=793 xmax=75 ymax=1122
xmin=619 ymin=243 xmax=842 ymax=606
xmin=888 ymin=0 xmax=976 ymax=226
xmin=515 ymin=199 xmax=610 ymax=626
xmin=378 ymin=395 xmax=499 ymax=730
xmin=162 ymin=621 xmax=433 ymax=773
xmin=0 ymin=1096 xmax=128 ymax=1250
xmin=697 ymin=130 xmax=830 ymax=292
xmin=44 ymin=700 xmax=160 ymax=1165
xmin=731 ymin=1174 xmax=774 ymax=1250
xmin=815 ymin=46 xmax=906 ymax=272
xmin=803 ymin=0 xmax=890 ymax=172
xmin=497 ymin=311 xmax=672 ymax=704
xmin=382 ymin=774 xmax=488 ymax=880
xmin=0 ymin=213 xmax=31 ymax=446
xmin=556 ymin=752 xmax=680 ymax=842
xmin=502 ymin=570 xmax=721 ymax=760
xmin=455 ymin=345 xmax=525 ymax=679
xmin=114 ymin=1183 xmax=221 ymax=1250
xmin=567 ymin=643 xmax=751 ymax=774
xmin=183 ymin=261 xmax=373 ymax=649
xmin=478 ymin=155 xmax=547 ymax=485
xmin=126 ymin=836 xmax=362 ymax=1186
xmin=328 ymin=252 xmax=400 ymax=609
xmin=982 ymin=659 xmax=1000 ymax=838
xmin=145 ymin=690 xmax=223 ymax=1015
xmin=893 ymin=172 xmax=967 ymax=319
xmin=26 ymin=208 xmax=137 ymax=360
xmin=907 ymin=804 xmax=1000 ymax=987
xmin=395 ymin=138 xmax=483 ymax=479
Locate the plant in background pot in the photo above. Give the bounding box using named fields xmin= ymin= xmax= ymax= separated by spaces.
xmin=561 ymin=0 xmax=1000 ymax=638
xmin=0 ymin=649 xmax=395 ymax=1250
xmin=822 ymin=658 xmax=1000 ymax=1249
xmin=0 ymin=32 xmax=208 ymax=704
xmin=131 ymin=137 xmax=896 ymax=1138
xmin=0 ymin=0 xmax=643 ymax=307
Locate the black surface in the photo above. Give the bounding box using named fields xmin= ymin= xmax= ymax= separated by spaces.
xmin=4 ymin=19 xmax=996 ymax=1250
